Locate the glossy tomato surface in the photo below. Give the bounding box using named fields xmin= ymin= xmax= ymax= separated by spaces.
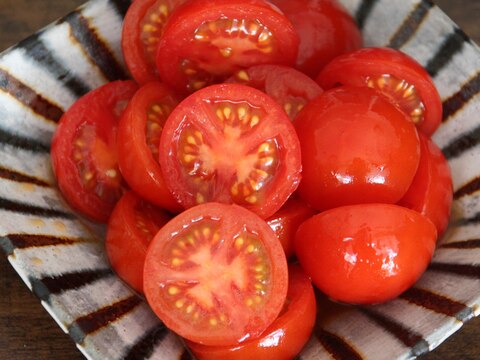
xmin=398 ymin=132 xmax=453 ymax=237
xmin=295 ymin=204 xmax=437 ymax=304
xmin=317 ymin=47 xmax=442 ymax=136
xmin=226 ymin=64 xmax=323 ymax=120
xmin=266 ymin=196 xmax=316 ymax=258
xmin=294 ymin=86 xmax=420 ymax=212
xmin=187 ymin=264 xmax=316 ymax=360
xmin=159 ymin=83 xmax=302 ymax=218
xmin=117 ymin=81 xmax=182 ymax=212
xmin=50 ymin=80 xmax=138 ymax=222
xmin=122 ymin=0 xmax=186 ymax=84
xmin=271 ymin=0 xmax=363 ymax=78
xmin=106 ymin=191 xmax=172 ymax=293
xmin=155 ymin=0 xmax=299 ymax=93
xmin=143 ymin=203 xmax=288 ymax=346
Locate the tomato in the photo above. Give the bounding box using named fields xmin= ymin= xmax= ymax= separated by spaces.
xmin=186 ymin=264 xmax=316 ymax=360
xmin=155 ymin=0 xmax=299 ymax=93
xmin=50 ymin=80 xmax=138 ymax=222
xmin=266 ymin=196 xmax=316 ymax=258
xmin=122 ymin=0 xmax=186 ymax=84
xmin=143 ymin=202 xmax=288 ymax=346
xmin=225 ymin=64 xmax=323 ymax=120
xmin=117 ymin=81 xmax=182 ymax=212
xmin=271 ymin=0 xmax=363 ymax=78
xmin=295 ymin=204 xmax=437 ymax=304
xmin=294 ymin=86 xmax=420 ymax=212
xmin=105 ymin=191 xmax=171 ymax=293
xmin=316 ymin=47 xmax=442 ymax=136
xmin=159 ymin=83 xmax=302 ymax=219
xmin=398 ymin=132 xmax=453 ymax=237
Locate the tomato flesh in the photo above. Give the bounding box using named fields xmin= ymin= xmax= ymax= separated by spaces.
xmin=106 ymin=191 xmax=172 ymax=293
xmin=159 ymin=83 xmax=302 ymax=218
xmin=226 ymin=64 xmax=323 ymax=120
xmin=143 ymin=203 xmax=288 ymax=346
xmin=156 ymin=0 xmax=299 ymax=93
xmin=186 ymin=264 xmax=316 ymax=360
xmin=117 ymin=81 xmax=182 ymax=212
xmin=316 ymin=47 xmax=442 ymax=136
xmin=51 ymin=80 xmax=138 ymax=222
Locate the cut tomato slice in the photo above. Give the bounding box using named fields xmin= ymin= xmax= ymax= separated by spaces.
xmin=143 ymin=203 xmax=289 ymax=346
xmin=158 ymin=83 xmax=302 ymax=218
xmin=316 ymin=47 xmax=442 ymax=136
xmin=155 ymin=0 xmax=299 ymax=93
xmin=122 ymin=0 xmax=186 ymax=84
xmin=186 ymin=264 xmax=316 ymax=360
xmin=106 ymin=191 xmax=172 ymax=293
xmin=51 ymin=80 xmax=138 ymax=222
xmin=226 ymin=64 xmax=323 ymax=120
xmin=117 ymin=81 xmax=182 ymax=212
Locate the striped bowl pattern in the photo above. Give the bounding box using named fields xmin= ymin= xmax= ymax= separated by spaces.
xmin=0 ymin=0 xmax=478 ymax=359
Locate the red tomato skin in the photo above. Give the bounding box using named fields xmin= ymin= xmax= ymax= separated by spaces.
xmin=156 ymin=0 xmax=299 ymax=93
xmin=266 ymin=196 xmax=317 ymax=258
xmin=186 ymin=264 xmax=316 ymax=360
xmin=271 ymin=0 xmax=363 ymax=78
xmin=143 ymin=203 xmax=288 ymax=346
xmin=294 ymin=86 xmax=420 ymax=212
xmin=316 ymin=47 xmax=442 ymax=136
xmin=295 ymin=204 xmax=437 ymax=304
xmin=225 ymin=64 xmax=323 ymax=120
xmin=398 ymin=132 xmax=453 ymax=237
xmin=51 ymin=80 xmax=138 ymax=222
xmin=106 ymin=191 xmax=172 ymax=293
xmin=122 ymin=0 xmax=185 ymax=84
xmin=117 ymin=81 xmax=183 ymax=213
xmin=159 ymin=83 xmax=302 ymax=219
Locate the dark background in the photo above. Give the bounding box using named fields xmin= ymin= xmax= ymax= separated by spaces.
xmin=0 ymin=0 xmax=479 ymax=359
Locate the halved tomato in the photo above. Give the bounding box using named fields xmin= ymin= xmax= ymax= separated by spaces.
xmin=117 ymin=81 xmax=182 ymax=212
xmin=271 ymin=0 xmax=363 ymax=78
xmin=50 ymin=80 xmax=138 ymax=222
xmin=122 ymin=0 xmax=186 ymax=84
xmin=316 ymin=47 xmax=442 ymax=136
xmin=186 ymin=264 xmax=316 ymax=359
xmin=143 ymin=203 xmax=288 ymax=346
xmin=106 ymin=191 xmax=172 ymax=293
xmin=225 ymin=64 xmax=323 ymax=120
xmin=266 ymin=196 xmax=316 ymax=258
xmin=398 ymin=132 xmax=453 ymax=237
xmin=159 ymin=83 xmax=302 ymax=219
xmin=155 ymin=0 xmax=299 ymax=93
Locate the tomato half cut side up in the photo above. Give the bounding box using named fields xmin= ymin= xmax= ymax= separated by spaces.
xmin=186 ymin=264 xmax=316 ymax=360
xmin=225 ymin=64 xmax=323 ymax=120
xmin=155 ymin=0 xmax=299 ymax=93
xmin=50 ymin=80 xmax=138 ymax=222
xmin=122 ymin=0 xmax=186 ymax=84
xmin=159 ymin=83 xmax=302 ymax=218
xmin=117 ymin=81 xmax=182 ymax=213
xmin=398 ymin=132 xmax=453 ymax=237
xmin=106 ymin=191 xmax=172 ymax=293
xmin=143 ymin=203 xmax=289 ymax=346
xmin=316 ymin=47 xmax=442 ymax=136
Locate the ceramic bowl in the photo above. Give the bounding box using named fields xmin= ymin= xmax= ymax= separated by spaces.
xmin=0 ymin=0 xmax=479 ymax=359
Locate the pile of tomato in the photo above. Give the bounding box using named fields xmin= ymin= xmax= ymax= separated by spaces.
xmin=50 ymin=0 xmax=454 ymax=358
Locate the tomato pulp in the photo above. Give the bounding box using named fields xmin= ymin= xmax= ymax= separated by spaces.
xmin=143 ymin=203 xmax=288 ymax=346
xmin=159 ymin=83 xmax=302 ymax=218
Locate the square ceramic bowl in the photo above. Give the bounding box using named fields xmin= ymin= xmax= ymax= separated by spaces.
xmin=0 ymin=0 xmax=479 ymax=359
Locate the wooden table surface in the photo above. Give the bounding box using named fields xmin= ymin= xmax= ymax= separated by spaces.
xmin=0 ymin=1 xmax=479 ymax=359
